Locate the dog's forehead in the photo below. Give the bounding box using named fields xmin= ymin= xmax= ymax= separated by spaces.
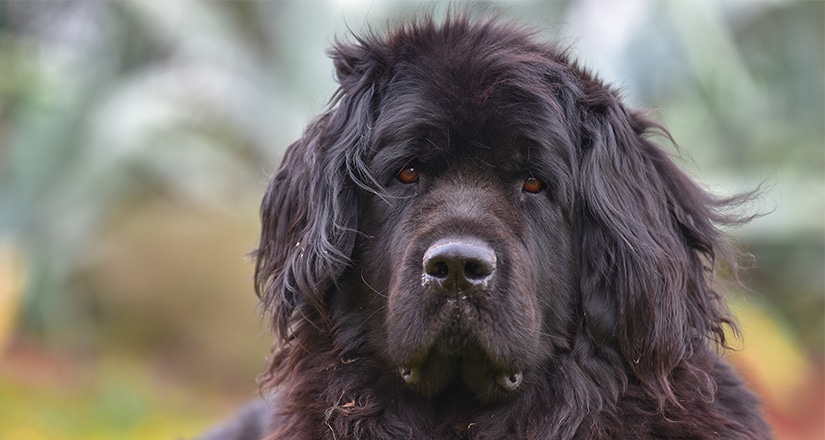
xmin=371 ymin=55 xmax=571 ymax=173
xmin=362 ymin=22 xmax=585 ymax=182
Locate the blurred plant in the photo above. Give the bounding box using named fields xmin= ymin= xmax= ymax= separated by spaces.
xmin=0 ymin=0 xmax=311 ymax=344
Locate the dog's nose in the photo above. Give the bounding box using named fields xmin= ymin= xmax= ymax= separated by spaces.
xmin=423 ymin=238 xmax=496 ymax=292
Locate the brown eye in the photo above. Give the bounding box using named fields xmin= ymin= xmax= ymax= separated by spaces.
xmin=397 ymin=165 xmax=419 ymax=184
xmin=522 ymin=176 xmax=544 ymax=193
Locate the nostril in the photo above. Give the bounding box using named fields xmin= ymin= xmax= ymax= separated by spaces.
xmin=425 ymin=260 xmax=449 ymax=279
xmin=464 ymin=260 xmax=493 ymax=280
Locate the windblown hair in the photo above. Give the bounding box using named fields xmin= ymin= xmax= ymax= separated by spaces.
xmin=247 ymin=12 xmax=769 ymax=440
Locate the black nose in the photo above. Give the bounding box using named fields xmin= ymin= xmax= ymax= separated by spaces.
xmin=423 ymin=238 xmax=496 ymax=292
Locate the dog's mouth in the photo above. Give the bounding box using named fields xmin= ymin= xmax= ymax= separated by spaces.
xmin=394 ymin=325 xmax=526 ymax=403
xmin=399 ymin=362 xmax=524 ymax=392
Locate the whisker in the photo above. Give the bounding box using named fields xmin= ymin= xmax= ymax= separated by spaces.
xmin=361 ymin=271 xmax=388 ymax=298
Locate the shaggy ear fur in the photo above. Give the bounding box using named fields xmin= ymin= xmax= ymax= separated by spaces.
xmin=254 ymin=40 xmax=385 ymax=340
xmin=577 ymin=82 xmax=746 ymax=409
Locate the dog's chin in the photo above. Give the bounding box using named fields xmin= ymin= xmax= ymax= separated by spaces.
xmin=396 ymin=335 xmax=526 ymax=405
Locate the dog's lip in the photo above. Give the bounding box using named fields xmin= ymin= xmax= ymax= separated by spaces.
xmin=495 ymin=370 xmax=524 ymax=392
xmin=399 ymin=365 xmax=421 ymax=385
xmin=397 ymin=357 xmax=524 ymax=393
xmin=397 ymin=330 xmax=526 ymax=394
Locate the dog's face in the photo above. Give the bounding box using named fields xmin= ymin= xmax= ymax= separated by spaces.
xmin=256 ymin=17 xmax=739 ymax=411
xmin=352 ymin=53 xmax=579 ymax=402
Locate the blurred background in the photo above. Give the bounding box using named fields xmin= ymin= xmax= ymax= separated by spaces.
xmin=0 ymin=0 xmax=822 ymax=438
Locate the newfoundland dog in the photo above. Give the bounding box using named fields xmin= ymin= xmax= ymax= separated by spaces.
xmin=203 ymin=13 xmax=771 ymax=440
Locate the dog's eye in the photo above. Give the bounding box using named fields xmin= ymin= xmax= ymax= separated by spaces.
xmin=397 ymin=165 xmax=420 ymax=184
xmin=522 ymin=176 xmax=545 ymax=193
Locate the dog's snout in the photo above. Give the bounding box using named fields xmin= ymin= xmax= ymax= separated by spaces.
xmin=423 ymin=239 xmax=496 ymax=291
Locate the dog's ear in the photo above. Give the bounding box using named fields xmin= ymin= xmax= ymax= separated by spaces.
xmin=577 ymin=83 xmax=747 ymax=408
xmin=255 ymin=40 xmax=385 ymax=340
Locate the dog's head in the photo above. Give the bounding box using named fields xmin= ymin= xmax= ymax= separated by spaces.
xmin=255 ymin=15 xmax=747 ymax=407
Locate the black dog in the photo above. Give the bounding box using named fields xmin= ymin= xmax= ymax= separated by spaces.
xmin=203 ymin=13 xmax=771 ymax=440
